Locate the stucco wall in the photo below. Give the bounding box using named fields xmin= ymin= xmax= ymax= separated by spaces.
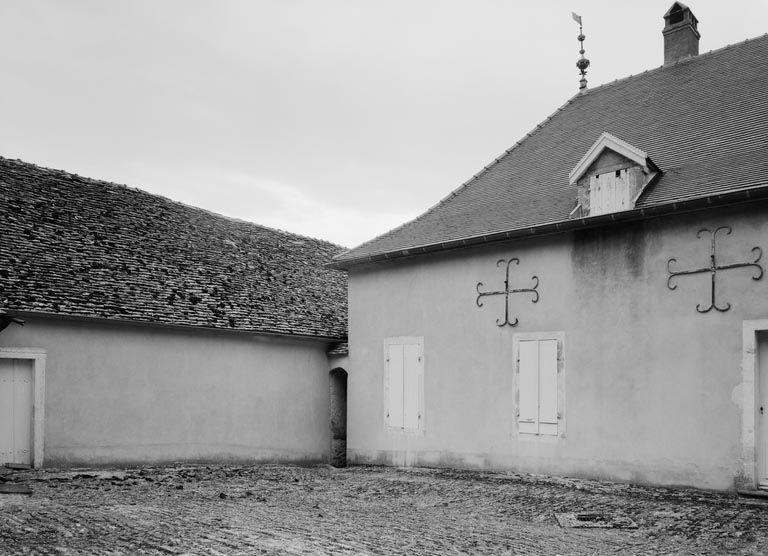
xmin=346 ymin=203 xmax=768 ymax=490
xmin=0 ymin=317 xmax=334 ymax=467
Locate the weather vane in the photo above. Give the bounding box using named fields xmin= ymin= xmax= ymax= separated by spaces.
xmin=572 ymin=12 xmax=590 ymax=90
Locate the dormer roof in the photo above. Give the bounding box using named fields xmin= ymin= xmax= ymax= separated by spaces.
xmin=568 ymin=132 xmax=658 ymax=185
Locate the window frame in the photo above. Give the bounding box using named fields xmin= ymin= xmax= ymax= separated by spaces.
xmin=512 ymin=331 xmax=566 ymax=440
xmin=383 ymin=336 xmax=425 ymax=435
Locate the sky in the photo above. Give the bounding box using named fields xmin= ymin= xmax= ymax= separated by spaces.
xmin=2 ymin=1 xmax=767 ymax=248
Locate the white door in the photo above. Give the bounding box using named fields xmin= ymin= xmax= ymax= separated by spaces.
xmin=0 ymin=358 xmax=33 ymax=466
xmin=759 ymin=333 xmax=768 ymax=487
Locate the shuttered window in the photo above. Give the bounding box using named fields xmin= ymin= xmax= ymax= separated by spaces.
xmin=589 ymin=170 xmax=632 ymax=215
xmin=516 ymin=335 xmax=562 ymax=436
xmin=384 ymin=338 xmax=424 ymax=433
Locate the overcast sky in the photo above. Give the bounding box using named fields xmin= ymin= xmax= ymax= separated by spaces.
xmin=2 ymin=1 xmax=767 ymax=248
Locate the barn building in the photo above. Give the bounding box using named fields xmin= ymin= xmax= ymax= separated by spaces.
xmin=331 ymin=4 xmax=768 ymax=490
xmin=0 ymin=157 xmax=349 ymax=468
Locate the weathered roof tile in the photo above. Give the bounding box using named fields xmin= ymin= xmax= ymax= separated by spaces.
xmin=0 ymin=157 xmax=347 ymax=339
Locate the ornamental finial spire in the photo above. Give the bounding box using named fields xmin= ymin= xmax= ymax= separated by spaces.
xmin=572 ymin=12 xmax=590 ymax=90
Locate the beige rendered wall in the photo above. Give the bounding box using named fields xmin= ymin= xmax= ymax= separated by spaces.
xmin=347 ymin=204 xmax=768 ymax=490
xmin=0 ymin=317 xmax=334 ymax=467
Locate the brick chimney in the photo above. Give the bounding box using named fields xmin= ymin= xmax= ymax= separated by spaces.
xmin=663 ymin=2 xmax=700 ymax=64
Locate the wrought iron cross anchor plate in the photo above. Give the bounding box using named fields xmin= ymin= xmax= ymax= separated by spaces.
xmin=476 ymin=258 xmax=539 ymax=327
xmin=666 ymin=226 xmax=763 ymax=313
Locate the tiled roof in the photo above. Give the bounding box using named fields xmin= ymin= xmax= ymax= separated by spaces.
xmin=335 ymin=34 xmax=768 ymax=267
xmin=0 ymin=157 xmax=347 ymax=339
xmin=326 ymin=342 xmax=349 ymax=357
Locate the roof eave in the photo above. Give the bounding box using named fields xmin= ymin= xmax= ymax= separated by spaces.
xmin=6 ymin=309 xmax=348 ymax=343
xmin=329 ymin=185 xmax=768 ymax=270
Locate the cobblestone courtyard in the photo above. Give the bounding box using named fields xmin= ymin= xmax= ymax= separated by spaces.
xmin=2 ymin=464 xmax=768 ymax=555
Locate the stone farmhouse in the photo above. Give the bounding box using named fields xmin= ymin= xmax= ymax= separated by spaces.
xmin=3 ymin=3 xmax=768 ymax=492
xmin=332 ymin=4 xmax=768 ymax=490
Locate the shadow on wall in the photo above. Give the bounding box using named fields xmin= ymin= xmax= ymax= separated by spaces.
xmin=329 ymin=368 xmax=347 ymax=467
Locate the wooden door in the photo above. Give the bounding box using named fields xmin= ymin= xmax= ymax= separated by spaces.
xmin=759 ymin=333 xmax=768 ymax=487
xmin=0 ymin=358 xmax=33 ymax=466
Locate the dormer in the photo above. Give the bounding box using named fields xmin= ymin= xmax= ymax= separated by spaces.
xmin=568 ymin=133 xmax=660 ymax=218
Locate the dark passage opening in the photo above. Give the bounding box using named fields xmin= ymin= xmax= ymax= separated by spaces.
xmin=329 ymin=368 xmax=348 ymax=467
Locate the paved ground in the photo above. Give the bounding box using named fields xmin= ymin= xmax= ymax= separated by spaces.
xmin=1 ymin=464 xmax=768 ymax=555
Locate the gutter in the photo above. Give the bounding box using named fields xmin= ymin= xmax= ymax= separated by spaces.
xmin=329 ymin=185 xmax=768 ymax=270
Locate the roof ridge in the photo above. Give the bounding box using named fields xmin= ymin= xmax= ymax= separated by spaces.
xmin=0 ymin=156 xmax=346 ymax=250
xmin=336 ymin=92 xmax=582 ymax=258
xmin=580 ymin=32 xmax=768 ymax=97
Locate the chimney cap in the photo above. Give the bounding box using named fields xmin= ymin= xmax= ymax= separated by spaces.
xmin=664 ymin=2 xmax=691 ymax=18
xmin=663 ymin=2 xmax=699 ymax=29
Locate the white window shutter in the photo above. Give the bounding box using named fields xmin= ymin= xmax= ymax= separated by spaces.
xmin=518 ymin=340 xmax=539 ymax=434
xmin=402 ymin=343 xmax=421 ymax=431
xmin=589 ymin=170 xmax=635 ymax=215
xmin=538 ymin=339 xmax=558 ymax=436
xmin=387 ymin=345 xmax=405 ymax=429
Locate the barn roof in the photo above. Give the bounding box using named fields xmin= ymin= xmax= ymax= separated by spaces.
xmin=0 ymin=157 xmax=347 ymax=339
xmin=333 ymin=33 xmax=768 ymax=269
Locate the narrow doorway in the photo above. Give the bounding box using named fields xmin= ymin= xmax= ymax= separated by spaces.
xmin=0 ymin=358 xmax=34 ymax=466
xmin=329 ymin=368 xmax=347 ymax=467
xmin=759 ymin=332 xmax=768 ymax=488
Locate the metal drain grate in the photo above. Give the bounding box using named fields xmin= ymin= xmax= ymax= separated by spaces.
xmin=555 ymin=512 xmax=637 ymax=529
